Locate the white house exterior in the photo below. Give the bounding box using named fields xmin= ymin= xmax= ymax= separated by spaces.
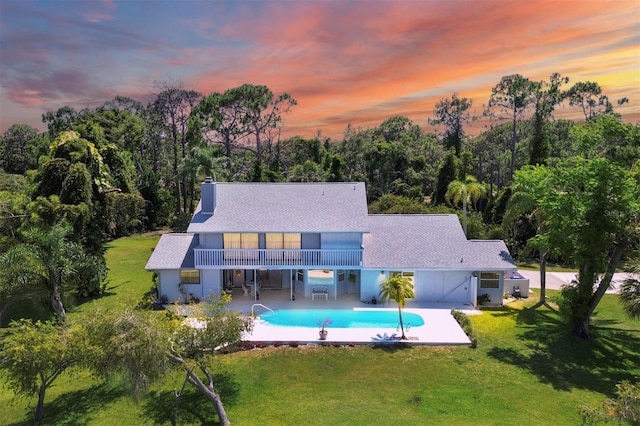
xmin=145 ymin=179 xmax=516 ymax=307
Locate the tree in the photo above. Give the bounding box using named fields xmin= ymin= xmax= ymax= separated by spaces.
xmin=42 ymin=105 xmax=79 ymax=137
xmin=191 ymin=89 xmax=247 ymax=158
xmin=152 ymin=81 xmax=202 ymax=214
xmin=445 ymin=175 xmax=486 ymax=237
xmin=529 ymin=73 xmax=569 ymax=166
xmin=0 ymin=223 xmax=84 ymax=322
xmin=565 ymin=81 xmax=611 ymax=121
xmin=288 ymin=160 xmax=327 ymax=182
xmin=432 ymin=152 xmax=459 ymax=205
xmin=619 ymin=257 xmax=640 ymax=320
xmin=542 ymin=157 xmax=638 ymax=338
xmin=234 ymin=84 xmax=296 ymax=166
xmin=581 ymin=380 xmax=640 ymax=425
xmin=84 ymin=297 xmax=253 ymax=425
xmin=1 ymin=319 xmax=86 ymax=422
xmin=504 ymin=165 xmax=552 ymax=302
xmin=570 ymin=115 xmax=640 ymax=168
xmin=0 ymin=124 xmax=39 ymax=174
xmin=486 ymin=74 xmax=538 ymax=180
xmin=429 ymin=93 xmax=474 ymax=156
xmin=378 ymin=275 xmax=415 ymax=340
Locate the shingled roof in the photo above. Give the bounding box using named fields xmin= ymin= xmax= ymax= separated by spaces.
xmin=362 ymin=214 xmax=515 ymax=270
xmin=145 ymin=233 xmax=198 ymax=270
xmin=187 ymin=182 xmax=369 ymax=233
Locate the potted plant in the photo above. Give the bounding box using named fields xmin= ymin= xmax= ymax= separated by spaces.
xmin=318 ymin=318 xmax=331 ymax=340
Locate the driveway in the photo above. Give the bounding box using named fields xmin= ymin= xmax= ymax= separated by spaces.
xmin=517 ymin=270 xmax=637 ymax=294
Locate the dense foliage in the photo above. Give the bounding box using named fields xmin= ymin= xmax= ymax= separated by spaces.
xmin=0 ymin=74 xmax=638 ymax=336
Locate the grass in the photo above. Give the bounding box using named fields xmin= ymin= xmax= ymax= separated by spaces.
xmin=516 ymin=261 xmax=578 ymax=272
xmin=1 ymin=234 xmax=639 ymax=425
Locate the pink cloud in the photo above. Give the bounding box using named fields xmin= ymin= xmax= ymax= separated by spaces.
xmin=1 ymin=0 xmax=638 ymax=140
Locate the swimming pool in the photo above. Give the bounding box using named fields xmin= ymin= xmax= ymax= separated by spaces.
xmin=260 ymin=309 xmax=425 ymax=328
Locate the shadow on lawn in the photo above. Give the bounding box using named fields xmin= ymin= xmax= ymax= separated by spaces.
xmin=7 ymin=383 xmax=123 ymax=426
xmin=486 ymin=305 xmax=640 ymax=398
xmin=142 ymin=371 xmax=240 ymax=425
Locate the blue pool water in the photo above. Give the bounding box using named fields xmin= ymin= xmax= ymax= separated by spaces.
xmin=260 ymin=309 xmax=425 ymax=328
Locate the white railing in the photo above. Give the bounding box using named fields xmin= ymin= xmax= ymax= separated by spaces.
xmin=194 ymin=248 xmax=362 ymax=268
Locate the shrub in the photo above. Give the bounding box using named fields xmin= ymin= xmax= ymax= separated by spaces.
xmin=477 ymin=294 xmax=491 ymax=305
xmin=451 ymin=309 xmax=478 ymax=348
xmin=580 ymin=380 xmax=640 ymax=425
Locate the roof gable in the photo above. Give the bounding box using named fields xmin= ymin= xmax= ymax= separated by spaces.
xmin=145 ymin=233 xmax=198 ymax=270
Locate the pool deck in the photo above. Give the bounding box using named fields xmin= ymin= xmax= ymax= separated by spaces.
xmin=173 ymin=288 xmax=478 ymax=346
xmin=246 ymin=306 xmax=474 ymax=346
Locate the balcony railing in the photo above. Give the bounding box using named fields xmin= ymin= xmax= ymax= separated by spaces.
xmin=194 ymin=248 xmax=362 ymax=269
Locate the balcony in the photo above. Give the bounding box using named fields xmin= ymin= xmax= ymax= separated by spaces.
xmin=194 ymin=248 xmax=363 ymax=269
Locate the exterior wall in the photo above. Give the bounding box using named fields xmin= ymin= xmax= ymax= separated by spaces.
xmin=202 ymin=269 xmax=221 ymax=298
xmin=360 ymin=269 xmax=385 ymax=303
xmin=200 ymin=233 xmax=222 ymax=249
xmin=360 ymin=269 xmax=475 ymax=305
xmin=477 ymin=272 xmax=505 ymax=305
xmin=301 ymin=233 xmax=320 ymax=249
xmin=158 ymin=270 xmax=181 ymax=303
xmin=413 ymin=271 xmax=473 ymax=304
xmin=321 ymin=232 xmax=362 ymax=249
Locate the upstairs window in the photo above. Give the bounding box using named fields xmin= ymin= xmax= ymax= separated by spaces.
xmin=224 ymin=233 xmax=259 ymax=249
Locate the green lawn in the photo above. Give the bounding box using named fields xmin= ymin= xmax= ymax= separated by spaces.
xmin=1 ymin=234 xmax=639 ymax=425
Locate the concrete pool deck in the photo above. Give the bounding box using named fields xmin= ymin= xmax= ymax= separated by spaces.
xmin=245 ymin=306 xmax=475 ymax=346
xmin=168 ymin=290 xmax=478 ymax=346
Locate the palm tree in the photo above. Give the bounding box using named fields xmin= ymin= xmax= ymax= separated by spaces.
xmin=0 ymin=224 xmax=81 ymax=322
xmin=619 ymin=259 xmax=640 ymax=320
xmin=504 ymin=166 xmax=551 ymax=303
xmin=445 ymin=175 xmax=486 ymax=237
xmin=379 ymin=274 xmax=415 ymax=340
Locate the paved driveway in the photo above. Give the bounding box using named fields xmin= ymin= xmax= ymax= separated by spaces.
xmin=517 ymin=270 xmax=637 ymax=294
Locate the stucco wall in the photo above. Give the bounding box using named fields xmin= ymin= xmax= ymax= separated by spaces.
xmin=158 ymin=270 xmax=181 ymax=303
xmin=414 ymin=270 xmax=473 ymax=304
xmin=360 ymin=269 xmax=475 ymax=305
xmin=202 ymin=269 xmax=221 ymax=299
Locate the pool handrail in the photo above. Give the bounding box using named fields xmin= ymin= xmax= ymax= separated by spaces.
xmin=251 ymin=303 xmax=274 ymax=315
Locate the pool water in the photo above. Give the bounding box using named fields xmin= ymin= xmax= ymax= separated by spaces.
xmin=260 ymin=309 xmax=425 ymax=328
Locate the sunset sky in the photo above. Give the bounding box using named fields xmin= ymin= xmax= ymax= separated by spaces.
xmin=1 ymin=0 xmax=639 ymax=140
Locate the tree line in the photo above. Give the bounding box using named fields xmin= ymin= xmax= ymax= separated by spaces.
xmin=0 ymin=74 xmax=638 ymax=332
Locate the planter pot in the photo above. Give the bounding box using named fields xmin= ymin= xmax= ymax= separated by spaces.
xmin=319 ymin=330 xmax=328 ymax=340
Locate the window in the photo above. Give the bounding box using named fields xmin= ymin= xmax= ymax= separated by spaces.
xmin=480 ymin=272 xmax=500 ymax=289
xmin=224 ymin=233 xmax=241 ymax=249
xmin=266 ymin=233 xmax=283 ymax=249
xmin=283 ymin=233 xmax=301 ymax=249
xmin=224 ymin=233 xmax=259 ymax=260
xmin=223 ymin=233 xmax=259 ymax=249
xmin=180 ymin=270 xmax=200 ymax=284
xmin=390 ymin=271 xmax=415 ymax=285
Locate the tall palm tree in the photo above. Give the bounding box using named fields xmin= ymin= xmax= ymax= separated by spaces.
xmin=446 ymin=175 xmax=486 ymax=237
xmin=379 ymin=274 xmax=415 ymax=340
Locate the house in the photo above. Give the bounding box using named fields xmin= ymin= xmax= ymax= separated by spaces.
xmin=145 ymin=179 xmax=517 ymax=307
